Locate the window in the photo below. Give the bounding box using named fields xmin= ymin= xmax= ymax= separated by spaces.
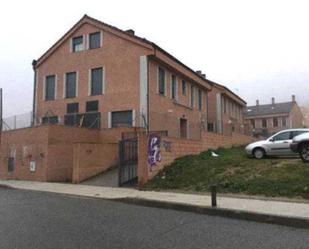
xmin=272 ymin=131 xmax=291 ymax=141
xmin=45 ymin=75 xmax=55 ymax=101
xmin=282 ymin=117 xmax=287 ymax=126
xmin=224 ymin=99 xmax=227 ymax=114
xmin=292 ymin=130 xmax=308 ymax=138
xmin=158 ymin=67 xmax=165 ymax=95
xmin=262 ymin=118 xmax=267 ymax=128
xmin=67 ymin=103 xmax=79 ymax=114
xmin=90 ymin=68 xmax=103 ymax=95
xmin=111 ymin=111 xmax=132 ymax=128
xmin=65 ymin=72 xmax=77 ymax=98
xmin=251 ymin=119 xmax=255 ymax=129
xmin=89 ymin=32 xmax=101 ymax=49
xmin=190 ymin=85 xmax=195 ymax=108
xmin=180 ymin=118 xmax=187 ymax=138
xmin=42 ymin=116 xmax=59 ymax=124
xmin=182 ymin=80 xmax=186 ymax=95
xmin=72 ymin=36 xmax=83 ymax=52
xmin=198 ymin=89 xmax=202 ymax=111
xmin=208 ymin=123 xmax=215 ymax=132
xmin=8 ymin=157 xmax=15 ymax=172
xmin=86 ymin=100 xmax=99 ymax=112
xmin=273 ymin=117 xmax=278 ymax=127
xmin=171 ymin=75 xmax=176 ymax=100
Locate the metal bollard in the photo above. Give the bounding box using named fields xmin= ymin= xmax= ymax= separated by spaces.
xmin=210 ymin=185 xmax=217 ymax=207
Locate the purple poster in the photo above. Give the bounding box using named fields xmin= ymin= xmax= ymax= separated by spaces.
xmin=147 ymin=134 xmax=162 ymax=170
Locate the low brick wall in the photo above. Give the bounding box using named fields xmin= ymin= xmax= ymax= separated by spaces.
xmin=72 ymin=142 xmax=118 ymax=183
xmin=138 ymin=132 xmax=256 ymax=186
xmin=0 ymin=125 xmax=119 ymax=183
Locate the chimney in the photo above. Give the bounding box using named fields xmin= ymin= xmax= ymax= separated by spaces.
xmin=201 ymin=74 xmax=206 ymax=79
xmin=292 ymin=95 xmax=296 ymax=102
xmin=271 ymin=97 xmax=275 ymax=105
xmin=125 ymin=29 xmax=135 ymax=35
xmin=196 ymin=70 xmax=202 ymax=75
xmin=256 ymin=100 xmax=259 ymax=106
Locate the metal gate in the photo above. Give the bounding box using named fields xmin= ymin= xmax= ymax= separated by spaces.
xmin=118 ymin=138 xmax=138 ymax=187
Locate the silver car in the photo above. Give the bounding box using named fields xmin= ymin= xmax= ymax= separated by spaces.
xmin=245 ymin=129 xmax=309 ymax=159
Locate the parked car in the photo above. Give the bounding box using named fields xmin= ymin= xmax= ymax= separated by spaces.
xmin=290 ymin=132 xmax=309 ymax=162
xmin=245 ymin=129 xmax=309 ymax=159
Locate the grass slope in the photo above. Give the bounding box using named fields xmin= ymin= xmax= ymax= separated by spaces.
xmin=144 ymin=147 xmax=309 ymax=199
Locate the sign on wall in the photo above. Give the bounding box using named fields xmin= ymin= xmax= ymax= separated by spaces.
xmin=30 ymin=161 xmax=36 ymax=172
xmin=147 ymin=134 xmax=161 ymax=170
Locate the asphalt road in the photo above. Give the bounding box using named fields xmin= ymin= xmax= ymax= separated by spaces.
xmin=0 ymin=188 xmax=309 ymax=249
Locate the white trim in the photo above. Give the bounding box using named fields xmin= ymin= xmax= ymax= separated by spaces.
xmin=102 ymin=66 xmax=105 ymax=95
xmin=139 ymin=55 xmax=148 ymax=128
xmin=170 ymin=74 xmax=172 ymax=99
xmin=88 ymin=69 xmax=91 ymax=96
xmin=156 ymin=66 xmax=159 ymax=94
xmin=34 ymin=69 xmax=39 ymax=125
xmin=100 ymin=31 xmax=103 ymax=47
xmin=132 ymin=110 xmax=136 ymax=127
xmin=54 ymin=74 xmax=58 ymax=100
xmin=83 ymin=34 xmax=86 ymax=50
xmin=86 ymin=34 xmax=90 ymax=50
xmin=63 ymin=73 xmax=66 ymax=98
xmin=43 ymin=76 xmax=46 ymax=100
xmin=76 ymin=71 xmax=79 ymax=97
xmin=70 ymin=38 xmax=73 ymax=53
xmin=108 ymin=112 xmax=112 ymax=128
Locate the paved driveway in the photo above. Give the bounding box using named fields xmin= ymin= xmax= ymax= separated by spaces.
xmin=81 ymin=167 xmax=119 ymax=187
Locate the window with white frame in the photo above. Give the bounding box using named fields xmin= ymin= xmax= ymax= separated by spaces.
xmin=198 ymin=89 xmax=202 ymax=111
xmin=171 ymin=74 xmax=177 ymax=100
xmin=65 ymin=72 xmax=77 ymax=98
xmin=111 ymin=110 xmax=133 ymax=128
xmin=90 ymin=68 xmax=103 ymax=96
xmin=72 ymin=36 xmax=84 ymax=52
xmin=89 ymin=32 xmax=101 ymax=49
xmin=182 ymin=80 xmax=186 ymax=96
xmin=190 ymin=84 xmax=195 ymax=108
xmin=158 ymin=67 xmax=165 ymax=95
xmin=45 ymin=75 xmax=55 ymax=101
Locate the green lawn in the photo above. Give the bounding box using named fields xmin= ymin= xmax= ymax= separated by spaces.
xmin=144 ymin=147 xmax=309 ymax=199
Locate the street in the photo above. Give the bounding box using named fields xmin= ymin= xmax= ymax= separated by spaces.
xmin=0 ymin=188 xmax=308 ymax=249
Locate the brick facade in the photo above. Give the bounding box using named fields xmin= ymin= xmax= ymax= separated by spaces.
xmin=138 ymin=131 xmax=256 ymax=186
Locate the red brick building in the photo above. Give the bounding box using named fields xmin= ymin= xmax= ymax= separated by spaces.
xmin=207 ymin=82 xmax=246 ymax=135
xmin=244 ymin=96 xmax=304 ymax=137
xmin=0 ymin=15 xmax=253 ymax=184
xmin=32 ymin=15 xmax=245 ymax=140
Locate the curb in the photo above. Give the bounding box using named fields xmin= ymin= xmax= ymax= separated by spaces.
xmin=0 ymin=184 xmax=14 ymax=189
xmin=115 ymin=197 xmax=309 ymax=230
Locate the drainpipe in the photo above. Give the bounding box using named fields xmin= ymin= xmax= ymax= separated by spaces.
xmin=32 ymin=60 xmax=37 ymax=126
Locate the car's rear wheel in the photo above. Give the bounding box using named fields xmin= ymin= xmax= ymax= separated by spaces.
xmin=253 ymin=148 xmax=265 ymax=159
xmin=300 ymin=144 xmax=309 ymax=163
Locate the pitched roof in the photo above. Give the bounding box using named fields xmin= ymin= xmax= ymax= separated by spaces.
xmin=34 ymin=14 xmax=245 ymax=103
xmin=244 ymin=102 xmax=295 ymax=117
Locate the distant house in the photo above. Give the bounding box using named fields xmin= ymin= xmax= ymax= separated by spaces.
xmin=244 ymin=95 xmax=304 ymax=137
xmin=207 ymin=82 xmax=246 ymax=135
xmin=301 ymin=107 xmax=309 ymax=128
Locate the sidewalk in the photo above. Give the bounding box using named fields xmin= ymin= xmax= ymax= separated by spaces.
xmin=1 ymin=180 xmax=309 ymax=229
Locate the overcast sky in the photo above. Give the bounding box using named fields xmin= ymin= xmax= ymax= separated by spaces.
xmin=1 ymin=0 xmax=308 ymax=117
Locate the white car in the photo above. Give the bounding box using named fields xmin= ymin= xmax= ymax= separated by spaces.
xmin=245 ymin=129 xmax=309 ymax=159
